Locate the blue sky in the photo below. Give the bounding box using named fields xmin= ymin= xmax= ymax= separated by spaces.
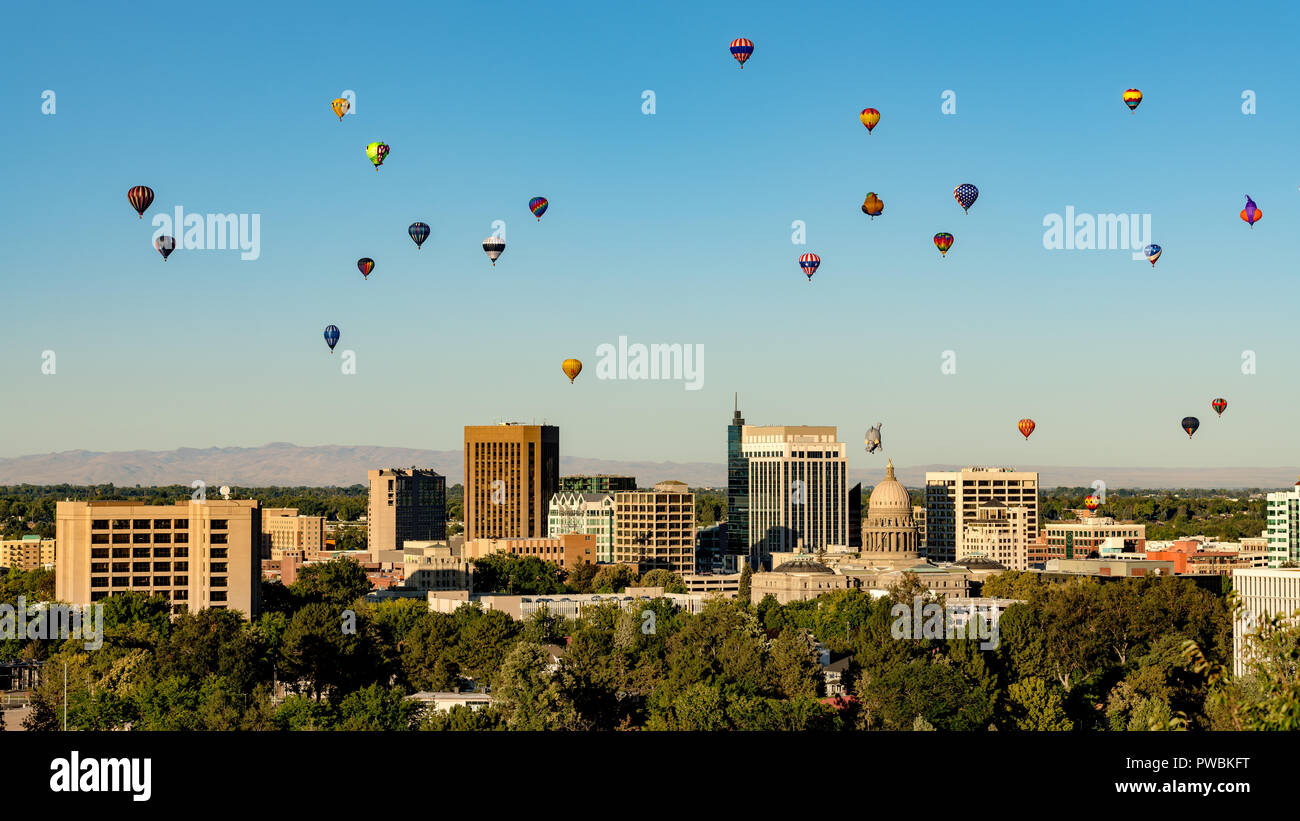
xmin=3 ymin=0 xmax=1298 ymax=473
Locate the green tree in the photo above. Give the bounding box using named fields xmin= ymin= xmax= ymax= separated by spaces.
xmin=637 ymin=569 xmax=686 ymax=594
xmin=337 ymin=684 xmax=419 ymax=730
xmin=1006 ymin=676 xmax=1074 ymax=730
xmin=738 ymin=563 xmax=752 ymax=605
xmin=768 ymin=627 xmax=821 ymax=699
xmin=289 ymin=557 xmax=372 ymax=607
xmin=494 ymin=641 xmax=580 ymax=730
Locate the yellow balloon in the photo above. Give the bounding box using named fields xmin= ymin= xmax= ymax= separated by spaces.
xmin=331 ymin=97 xmax=350 ymax=121
xmin=562 ymin=358 xmax=583 ymax=384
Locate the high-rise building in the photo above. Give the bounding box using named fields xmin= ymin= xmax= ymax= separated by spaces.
xmin=559 ymin=475 xmax=637 ymax=494
xmin=613 ymin=480 xmax=696 ymax=574
xmin=261 ymin=508 xmax=326 ymax=561
xmin=924 ymin=468 xmax=1039 ymax=563
xmin=727 ymin=397 xmax=750 ymax=562
xmin=0 ymin=535 xmax=56 ymax=571
xmin=960 ymin=500 xmax=1030 ymax=570
xmin=547 ymin=492 xmax=615 ymax=563
xmin=464 ymin=424 xmax=559 ymax=541
xmin=743 ymin=425 xmax=848 ymax=569
xmin=55 ymin=500 xmax=261 ymax=617
xmin=848 ymin=483 xmax=862 ymax=550
xmin=1233 ymin=567 xmax=1300 ymax=676
xmin=367 ymin=468 xmax=447 ymax=561
xmin=1265 ymin=479 xmax=1300 ymax=566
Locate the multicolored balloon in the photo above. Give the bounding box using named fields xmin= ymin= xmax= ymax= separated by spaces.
xmin=1212 ymin=398 xmax=1227 ymax=417
xmin=562 ymin=358 xmax=582 ymax=384
xmin=1018 ymin=418 xmax=1036 ymax=440
xmin=1084 ymin=494 xmax=1100 ymax=512
xmin=954 ymin=184 xmax=979 ymax=213
xmin=729 ymin=38 xmax=753 ymax=68
xmin=1241 ymin=195 xmax=1261 ymax=228
xmin=365 ymin=141 xmax=389 ymax=170
xmin=331 ymin=97 xmax=350 ymax=121
xmin=1143 ymin=244 xmax=1162 ymax=266
xmin=1123 ymin=88 xmax=1143 ymax=112
xmin=799 ymin=252 xmax=820 ymax=282
xmin=859 ymin=108 xmax=880 ymax=133
xmin=861 ymin=193 xmax=883 ymax=219
xmin=408 ymin=222 xmax=430 ymax=249
xmin=324 ymin=325 xmax=340 ymax=353
xmin=934 ymin=232 xmax=954 ymax=257
xmin=1182 ymin=416 xmax=1200 ymax=438
xmin=357 ymin=258 xmax=375 ymax=280
xmin=155 ymin=235 xmax=176 ymax=261
xmin=529 ymin=197 xmax=548 ymax=221
xmin=128 ymin=186 xmax=154 ymax=219
xmin=483 ymin=237 xmax=505 ymax=265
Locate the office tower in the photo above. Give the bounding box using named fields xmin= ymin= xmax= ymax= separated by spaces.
xmin=1233 ymin=568 xmax=1300 ymax=675
xmin=464 ymin=533 xmax=597 ymax=571
xmin=959 ymin=500 xmax=1030 ymax=570
xmin=464 ymin=423 xmax=559 ymax=541
xmin=848 ymin=483 xmax=862 ymax=550
xmin=726 ymin=397 xmax=750 ymax=562
xmin=55 ymin=500 xmax=261 ymax=617
xmin=924 ymin=467 xmax=1039 ymax=563
xmin=547 ymin=491 xmax=615 ymax=563
xmin=559 ymin=475 xmax=637 ymax=494
xmin=261 ymin=508 xmax=326 ymax=561
xmin=1039 ymin=518 xmax=1145 ymax=560
xmin=1265 ymin=478 xmax=1300 ymax=566
xmin=367 ymin=468 xmax=447 ymax=561
xmin=743 ymin=425 xmax=848 ymax=570
xmin=0 ymin=535 xmax=56 ymax=571
xmin=613 ymin=481 xmax=696 ymax=574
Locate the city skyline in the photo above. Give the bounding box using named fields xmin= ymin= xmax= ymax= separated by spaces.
xmin=5 ymin=1 xmax=1299 ymax=470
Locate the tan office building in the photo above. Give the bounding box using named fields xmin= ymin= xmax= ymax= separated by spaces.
xmin=924 ymin=468 xmax=1039 ymax=562
xmin=0 ymin=535 xmax=56 ymax=571
xmin=262 ymin=508 xmax=326 ymax=561
xmin=742 ymin=425 xmax=848 ymax=569
xmin=55 ymin=500 xmax=261 ymax=617
xmin=464 ymin=533 xmax=596 ymax=570
xmin=367 ymin=468 xmax=447 ymax=561
xmin=463 ymin=424 xmax=559 ymax=541
xmin=960 ymin=501 xmax=1031 ymax=570
xmin=613 ymin=481 xmax=695 ymax=574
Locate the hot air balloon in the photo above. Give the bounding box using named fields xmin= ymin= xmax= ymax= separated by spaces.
xmin=365 ymin=141 xmax=389 ymax=170
xmin=408 ymin=222 xmax=430 ymax=249
xmin=859 ymin=108 xmax=880 ymax=134
xmin=1018 ymin=418 xmax=1036 ymax=440
xmin=1123 ymin=88 xmax=1143 ymax=112
xmin=1143 ymin=244 xmax=1162 ymax=266
xmin=799 ymin=253 xmax=820 ymax=282
xmin=529 ymin=197 xmax=548 ymax=221
xmin=331 ymin=97 xmax=350 ymax=121
xmin=1241 ymin=195 xmax=1261 ymax=228
xmin=1212 ymin=398 xmax=1227 ymax=417
xmin=861 ymin=193 xmax=884 ymax=219
xmin=1182 ymin=416 xmax=1200 ymax=438
xmin=357 ymin=258 xmax=375 ymax=280
xmin=483 ymin=237 xmax=505 ymax=266
xmin=324 ymin=325 xmax=340 ymax=353
xmin=954 ymin=184 xmax=979 ymax=213
xmin=154 ymin=235 xmax=176 ymax=261
xmin=934 ymin=233 xmax=954 ymax=257
xmin=1084 ymin=494 xmax=1100 ymax=512
xmin=729 ymin=38 xmax=753 ymax=68
xmin=128 ymin=186 xmax=154 ymax=219
xmin=562 ymin=358 xmax=582 ymax=384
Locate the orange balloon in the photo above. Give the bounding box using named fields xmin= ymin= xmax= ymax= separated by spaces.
xmin=1018 ymin=418 xmax=1036 ymax=440
xmin=859 ymin=108 xmax=880 ymax=133
xmin=562 ymin=358 xmax=582 ymax=384
xmin=331 ymin=97 xmax=350 ymax=121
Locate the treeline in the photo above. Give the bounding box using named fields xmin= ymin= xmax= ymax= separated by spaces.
xmin=9 ymin=555 xmax=1296 ymax=731
xmin=1040 ymin=489 xmax=1266 ymax=540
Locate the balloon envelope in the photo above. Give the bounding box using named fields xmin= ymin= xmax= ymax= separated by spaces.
xmin=859 ymin=108 xmax=880 ymax=133
xmin=1084 ymin=495 xmax=1100 ymax=512
xmin=529 ymin=197 xmax=548 ymax=220
xmin=128 ymin=185 xmax=154 ymax=218
xmin=562 ymin=358 xmax=582 ymax=383
xmin=409 ymin=222 xmax=430 ymax=249
xmin=1018 ymin=418 xmax=1036 ymax=439
xmin=799 ymin=252 xmax=821 ymax=281
xmin=331 ymin=98 xmax=350 ymax=120
xmin=1182 ymin=416 xmax=1200 ymax=438
xmin=324 ymin=325 xmax=340 ymax=352
xmin=1123 ymin=88 xmax=1143 ymax=111
xmin=155 ymin=235 xmax=175 ymax=261
xmin=1241 ymin=195 xmax=1261 ymax=227
xmin=934 ymin=233 xmax=954 ymax=256
xmin=357 ymin=258 xmax=375 ymax=279
xmin=861 ymin=193 xmax=883 ymax=218
xmin=483 ymin=237 xmax=505 ymax=265
xmin=365 ymin=142 xmax=389 ymax=169
xmin=1212 ymin=398 xmax=1227 ymax=416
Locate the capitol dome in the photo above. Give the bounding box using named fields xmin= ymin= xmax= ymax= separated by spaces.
xmin=867 ymin=460 xmax=911 ymax=515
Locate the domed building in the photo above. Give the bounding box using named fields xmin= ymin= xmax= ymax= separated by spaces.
xmin=751 ymin=557 xmax=853 ymax=604
xmin=860 ymin=459 xmax=921 ymax=567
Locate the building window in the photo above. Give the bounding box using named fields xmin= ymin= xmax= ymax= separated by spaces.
xmin=210 ymin=591 xmax=227 ymax=602
xmin=210 ymin=547 xmax=228 ymax=559
xmin=153 ymin=533 xmax=171 ymax=544
xmin=153 ymin=519 xmax=171 ymax=529
xmin=133 ymin=520 xmax=152 ymax=529
xmin=91 ymin=534 xmax=109 ymax=544
xmin=133 ymin=534 xmax=150 ymax=544
xmin=153 ymin=576 xmax=170 ymax=587
xmin=92 ymin=520 xmax=110 ymax=530
xmin=210 ymin=520 xmax=228 ymax=531
xmin=153 ymin=562 xmax=171 ymax=572
xmin=153 ymin=547 xmax=171 ymax=558
xmin=91 ymin=548 xmax=109 ymax=559
xmin=211 ymin=534 xmax=228 ymax=545
xmin=211 ymin=576 xmax=227 ymax=588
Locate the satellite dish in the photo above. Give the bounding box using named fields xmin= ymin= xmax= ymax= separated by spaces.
xmin=219 ymin=486 xmax=231 ymax=500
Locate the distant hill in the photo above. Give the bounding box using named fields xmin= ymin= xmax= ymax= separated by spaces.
xmin=0 ymin=443 xmax=1293 ymax=490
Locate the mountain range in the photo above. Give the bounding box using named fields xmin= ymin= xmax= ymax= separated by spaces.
xmin=0 ymin=443 xmax=1294 ymax=490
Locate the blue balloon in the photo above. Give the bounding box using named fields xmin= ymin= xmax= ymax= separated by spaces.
xmin=324 ymin=325 xmax=340 ymax=353
xmin=954 ymin=183 xmax=979 ymax=213
xmin=409 ymin=222 xmax=430 ymax=249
